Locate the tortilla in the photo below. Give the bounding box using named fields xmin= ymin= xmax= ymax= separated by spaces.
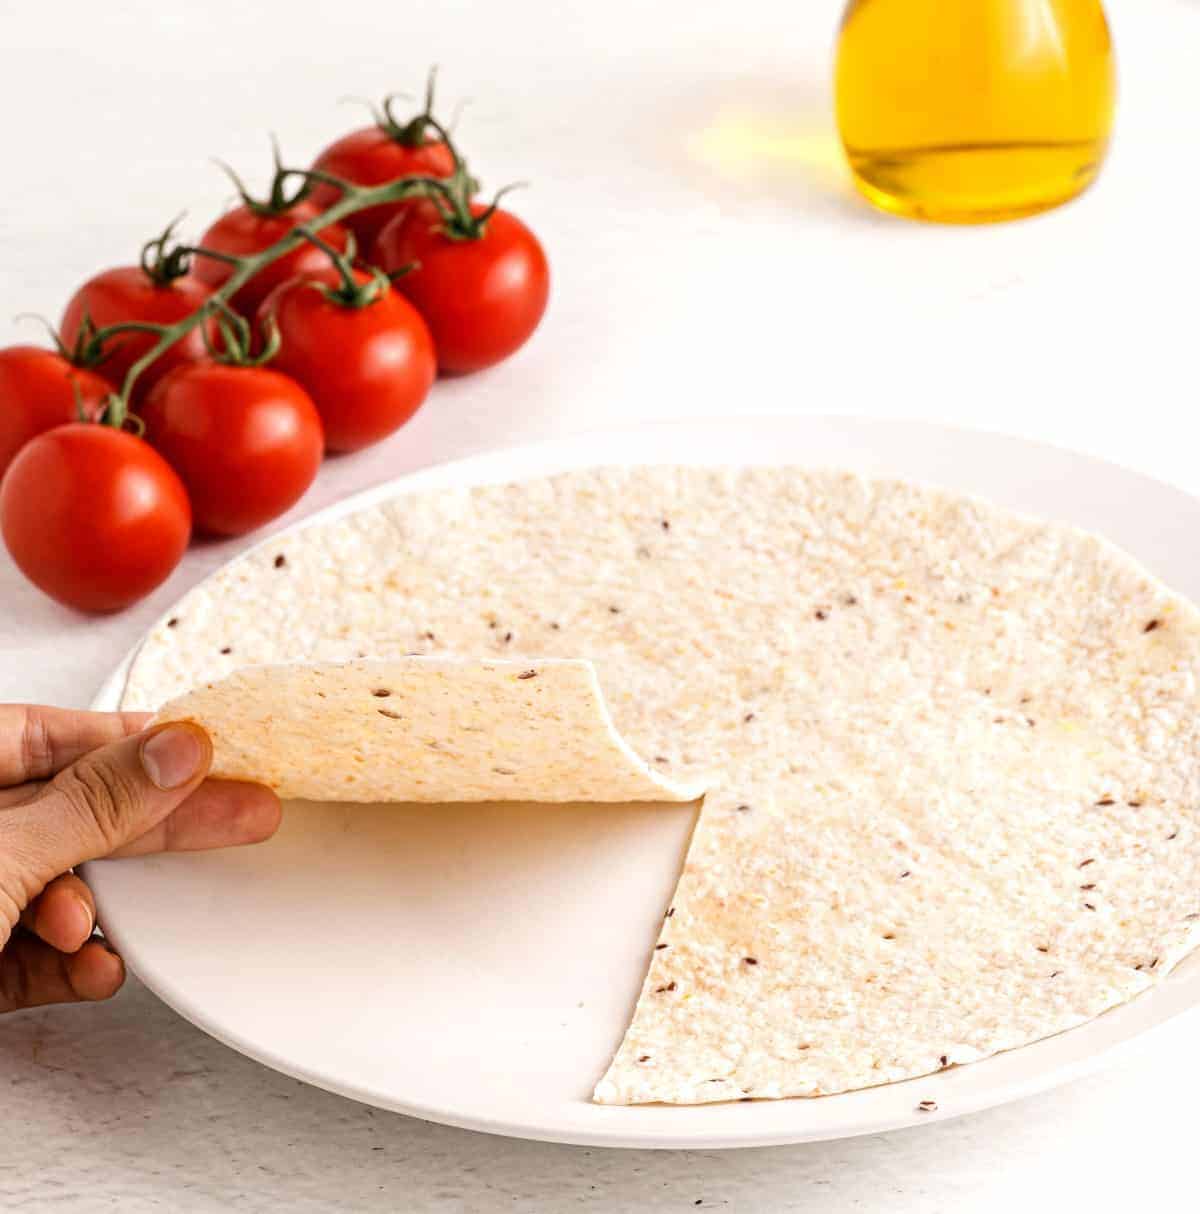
xmin=120 ymin=467 xmax=1200 ymax=1105
xmin=150 ymin=657 xmax=704 ymax=804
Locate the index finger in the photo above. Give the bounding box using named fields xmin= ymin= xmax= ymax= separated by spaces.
xmin=0 ymin=705 xmax=152 ymax=788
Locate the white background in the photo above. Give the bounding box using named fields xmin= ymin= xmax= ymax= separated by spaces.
xmin=1 ymin=0 xmax=1197 ymax=1208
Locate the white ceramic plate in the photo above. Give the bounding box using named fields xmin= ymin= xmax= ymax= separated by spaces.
xmin=84 ymin=417 xmax=1200 ymax=1149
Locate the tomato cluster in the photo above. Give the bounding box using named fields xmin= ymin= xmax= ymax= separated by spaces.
xmin=0 ymin=80 xmax=549 ymax=613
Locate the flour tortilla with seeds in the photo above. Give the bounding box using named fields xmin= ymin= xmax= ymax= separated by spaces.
xmin=149 ymin=657 xmax=705 ymax=804
xmin=121 ymin=466 xmax=1200 ymax=1106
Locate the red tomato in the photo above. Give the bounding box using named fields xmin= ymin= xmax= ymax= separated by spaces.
xmin=193 ymin=201 xmax=350 ymax=318
xmin=60 ymin=268 xmax=214 ymax=402
xmin=142 ymin=363 xmax=324 ymax=537
xmin=1 ymin=425 xmax=190 ymax=613
xmin=311 ymin=129 xmax=455 ymax=253
xmin=375 ymin=200 xmax=549 ymax=374
xmin=258 ymin=268 xmax=435 ymax=453
xmin=0 ymin=346 xmax=113 ymax=478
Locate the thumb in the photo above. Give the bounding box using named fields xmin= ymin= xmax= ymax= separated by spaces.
xmin=3 ymin=722 xmax=212 ymax=890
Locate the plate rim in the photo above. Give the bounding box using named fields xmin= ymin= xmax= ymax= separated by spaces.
xmin=85 ymin=414 xmax=1200 ymax=1150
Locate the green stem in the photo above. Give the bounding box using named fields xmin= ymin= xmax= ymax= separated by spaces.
xmin=380 ymin=67 xmax=440 ymax=146
xmin=95 ymin=170 xmax=452 ymax=403
xmin=184 ymin=244 xmax=243 ymax=268
xmin=140 ymin=215 xmax=192 ymax=285
xmin=296 ymin=227 xmax=358 ymax=296
xmin=412 ymin=114 xmax=515 ymax=241
xmin=79 ymin=319 xmax=171 ymax=368
xmin=90 ymin=320 xmax=170 ymax=340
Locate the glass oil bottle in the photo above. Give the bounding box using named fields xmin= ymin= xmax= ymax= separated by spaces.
xmin=835 ymin=0 xmax=1116 ymax=223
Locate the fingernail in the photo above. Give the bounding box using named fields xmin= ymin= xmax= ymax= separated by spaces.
xmin=69 ymin=893 xmax=94 ymax=942
xmin=141 ymin=724 xmax=207 ymax=790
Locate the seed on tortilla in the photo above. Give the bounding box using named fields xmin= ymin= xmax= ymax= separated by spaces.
xmin=939 ymin=1055 xmax=949 ymax=1067
xmin=917 ymin=1100 xmax=937 ymax=1113
xmin=735 ymin=804 xmax=751 ymax=813
xmin=274 ymin=554 xmax=287 ymax=569
xmin=665 ymin=907 xmax=675 ymax=918
xmin=638 ymin=1055 xmax=651 ymax=1063
xmin=1084 ymin=903 xmax=1096 ymax=911
xmin=1144 ymin=619 xmax=1163 ymax=633
xmin=655 ymin=943 xmax=669 ymax=951
xmin=1150 ymin=957 xmax=1160 ymax=968
xmin=899 ymin=870 xmax=911 ymax=879
xmin=661 ymin=519 xmax=670 ymax=530
xmin=1080 ymin=883 xmax=1096 ymax=891
xmin=487 ymin=620 xmax=497 ymax=629
xmin=1079 ymin=858 xmax=1096 ymax=868
xmin=609 ymin=605 xmax=621 ymax=614
xmin=655 ymin=982 xmax=677 ymax=994
xmin=844 ymin=594 xmax=859 ymax=606
xmin=654 ymin=756 xmax=669 ymax=764
xmin=1168 ymin=830 xmax=1179 ymax=841
xmin=1128 ymin=800 xmax=1144 ymax=808
xmin=743 ymin=956 xmax=758 ymax=966
xmin=1186 ymin=913 xmax=1200 ymax=921
xmin=1095 ymin=798 xmax=1115 ymax=806
xmin=1019 ymin=694 xmax=1032 ymax=705
xmin=503 ymin=632 xmax=513 ymax=643
xmin=1050 ymin=971 xmax=1062 ymax=978
xmin=167 ymin=617 xmax=179 ymax=628
xmin=1026 ymin=717 xmax=1037 ymax=727
xmin=549 ymin=621 xmax=561 ymax=630
xmin=815 ymin=609 xmax=828 ymax=621
xmin=372 ymin=689 xmax=391 ymax=698
xmin=956 ymin=593 xmax=970 ymax=604
xmin=1036 ymin=946 xmax=1049 ymax=953
xmin=882 ymin=933 xmax=896 ymax=941
xmin=798 ymin=1044 xmax=811 ymax=1050
xmin=743 ymin=713 xmax=756 ymax=723
xmin=377 ymin=709 xmax=401 ymax=720
xmin=220 ymin=646 xmax=232 ymax=655
xmin=517 ymin=670 xmax=538 ymax=680
xmin=492 ymin=765 xmax=516 ymax=775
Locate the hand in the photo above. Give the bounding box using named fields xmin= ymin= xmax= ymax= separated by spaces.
xmin=0 ymin=705 xmax=281 ymax=1013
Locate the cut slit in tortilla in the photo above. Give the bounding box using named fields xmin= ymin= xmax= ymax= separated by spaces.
xmin=151 ymin=657 xmax=706 ymax=805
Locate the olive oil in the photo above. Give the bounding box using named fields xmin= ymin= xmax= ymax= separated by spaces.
xmin=836 ymin=0 xmax=1116 ymax=223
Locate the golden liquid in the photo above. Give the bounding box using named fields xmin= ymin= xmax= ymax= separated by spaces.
xmin=836 ymin=0 xmax=1117 ymax=223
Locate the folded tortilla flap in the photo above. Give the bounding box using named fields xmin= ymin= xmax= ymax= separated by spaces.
xmin=152 ymin=657 xmax=706 ymax=804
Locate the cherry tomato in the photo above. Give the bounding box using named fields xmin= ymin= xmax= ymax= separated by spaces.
xmin=193 ymin=201 xmax=350 ymax=318
xmin=375 ymin=200 xmax=549 ymax=374
xmin=0 ymin=346 xmax=113 ymax=478
xmin=1 ymin=425 xmax=191 ymax=613
xmin=142 ymin=363 xmax=324 ymax=537
xmin=311 ymin=128 xmax=455 ymax=254
xmin=259 ymin=268 xmax=435 ymax=453
xmin=60 ymin=268 xmax=214 ymax=402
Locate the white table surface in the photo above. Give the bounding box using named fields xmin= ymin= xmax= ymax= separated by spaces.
xmin=2 ymin=0 xmax=1197 ymax=1208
